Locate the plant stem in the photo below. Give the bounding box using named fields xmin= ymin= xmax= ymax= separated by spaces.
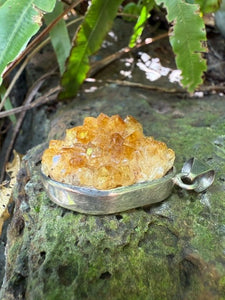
xmin=0 ymin=16 xmax=84 ymax=113
xmin=2 ymin=0 xmax=84 ymax=80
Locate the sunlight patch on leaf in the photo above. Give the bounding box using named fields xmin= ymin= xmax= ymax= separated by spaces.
xmin=129 ymin=0 xmax=155 ymax=48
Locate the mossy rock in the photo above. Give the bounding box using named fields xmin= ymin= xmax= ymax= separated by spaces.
xmin=1 ymin=87 xmax=225 ymax=300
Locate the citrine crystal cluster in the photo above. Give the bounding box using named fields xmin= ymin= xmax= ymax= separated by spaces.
xmin=41 ymin=113 xmax=175 ymax=190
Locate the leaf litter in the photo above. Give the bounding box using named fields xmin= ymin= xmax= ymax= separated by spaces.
xmin=0 ymin=150 xmax=21 ymax=236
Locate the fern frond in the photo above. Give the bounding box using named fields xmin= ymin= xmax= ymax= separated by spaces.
xmin=155 ymin=0 xmax=207 ymax=92
xmin=60 ymin=0 xmax=123 ymax=99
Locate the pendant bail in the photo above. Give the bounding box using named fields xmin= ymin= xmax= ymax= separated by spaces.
xmin=173 ymin=158 xmax=215 ymax=192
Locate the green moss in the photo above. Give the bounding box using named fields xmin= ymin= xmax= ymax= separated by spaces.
xmin=33 ymin=206 xmax=40 ymax=213
xmin=219 ymin=276 xmax=225 ymax=296
xmin=108 ymin=220 xmax=118 ymax=230
xmin=8 ymin=239 xmax=23 ymax=264
xmin=2 ymin=94 xmax=225 ymax=299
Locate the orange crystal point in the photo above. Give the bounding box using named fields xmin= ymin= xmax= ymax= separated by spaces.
xmin=41 ymin=114 xmax=175 ymax=189
xmin=124 ymin=115 xmax=143 ymax=134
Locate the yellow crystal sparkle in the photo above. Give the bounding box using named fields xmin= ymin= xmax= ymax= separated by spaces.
xmin=41 ymin=113 xmax=175 ymax=190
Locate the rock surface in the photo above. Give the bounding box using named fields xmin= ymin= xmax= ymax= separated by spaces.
xmin=1 ymin=85 xmax=225 ymax=300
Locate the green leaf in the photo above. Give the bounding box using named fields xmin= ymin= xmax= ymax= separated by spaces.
xmin=155 ymin=0 xmax=207 ymax=92
xmin=44 ymin=2 xmax=71 ymax=74
xmin=0 ymin=0 xmax=7 ymax=6
xmin=123 ymin=2 xmax=142 ymax=21
xmin=0 ymin=0 xmax=56 ymax=85
xmin=60 ymin=0 xmax=124 ymax=99
xmin=0 ymin=85 xmax=16 ymax=124
xmin=194 ymin=0 xmax=221 ymax=13
xmin=129 ymin=0 xmax=155 ymax=48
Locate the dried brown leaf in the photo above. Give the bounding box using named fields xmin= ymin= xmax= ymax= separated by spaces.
xmin=0 ymin=150 xmax=21 ymax=236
